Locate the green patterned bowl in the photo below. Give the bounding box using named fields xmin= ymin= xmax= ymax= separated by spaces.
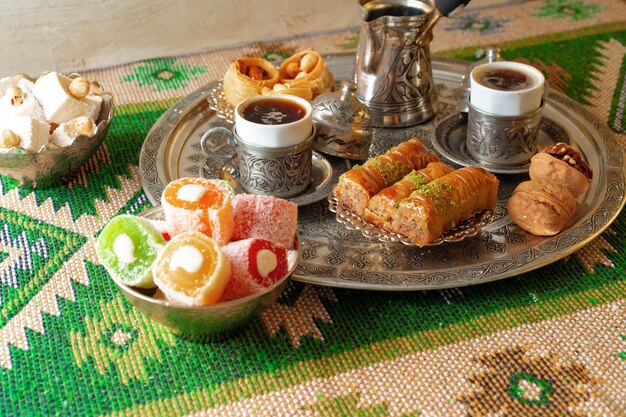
xmin=109 ymin=205 xmax=299 ymax=342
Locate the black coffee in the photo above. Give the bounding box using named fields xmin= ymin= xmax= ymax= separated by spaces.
xmin=242 ymin=98 xmax=306 ymax=125
xmin=475 ymin=68 xmax=534 ymax=91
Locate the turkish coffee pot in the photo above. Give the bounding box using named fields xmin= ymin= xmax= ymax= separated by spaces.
xmin=354 ymin=0 xmax=471 ymax=127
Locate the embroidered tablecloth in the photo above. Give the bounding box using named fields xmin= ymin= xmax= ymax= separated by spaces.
xmin=3 ymin=0 xmax=626 ymax=415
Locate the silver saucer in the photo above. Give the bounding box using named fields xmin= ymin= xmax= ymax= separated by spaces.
xmin=432 ymin=112 xmax=570 ymax=174
xmin=291 ymin=152 xmax=341 ymax=206
xmin=216 ymin=151 xmax=347 ymax=207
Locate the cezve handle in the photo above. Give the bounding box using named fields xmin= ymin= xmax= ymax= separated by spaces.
xmin=435 ymin=0 xmax=471 ymax=17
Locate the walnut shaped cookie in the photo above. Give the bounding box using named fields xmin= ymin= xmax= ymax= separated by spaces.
xmin=529 ymin=143 xmax=593 ymax=197
xmin=507 ymin=180 xmax=577 ymax=236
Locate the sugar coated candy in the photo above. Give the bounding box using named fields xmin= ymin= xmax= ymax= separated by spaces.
xmin=162 ymin=177 xmax=234 ymax=245
xmin=221 ymin=238 xmax=288 ymax=300
xmin=0 ymin=74 xmax=30 ymax=98
xmin=96 ymin=215 xmax=166 ymax=288
xmin=232 ymin=194 xmax=298 ymax=248
xmin=153 ymin=232 xmax=231 ymax=306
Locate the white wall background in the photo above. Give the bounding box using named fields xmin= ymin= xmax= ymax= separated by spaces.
xmin=0 ymin=0 xmax=502 ymax=77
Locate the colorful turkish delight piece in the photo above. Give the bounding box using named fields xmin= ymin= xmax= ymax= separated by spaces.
xmin=161 ymin=177 xmax=233 ymax=245
xmin=232 ymin=194 xmax=298 ymax=248
xmin=96 ymin=215 xmax=165 ymax=288
xmin=220 ymin=238 xmax=288 ymax=300
xmin=152 ymin=232 xmax=231 ymax=306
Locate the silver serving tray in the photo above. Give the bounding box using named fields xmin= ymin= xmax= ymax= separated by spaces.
xmin=140 ymin=53 xmax=626 ymax=290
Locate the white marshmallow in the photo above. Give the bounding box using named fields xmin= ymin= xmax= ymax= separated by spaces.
xmin=50 ymin=116 xmax=95 ymax=147
xmin=0 ymin=116 xmax=50 ymax=152
xmin=0 ymin=74 xmax=30 ymax=98
xmin=0 ymin=83 xmax=46 ymax=122
xmin=83 ymin=93 xmax=103 ymax=121
xmin=17 ymin=78 xmax=36 ymax=95
xmin=32 ymin=72 xmax=96 ymax=124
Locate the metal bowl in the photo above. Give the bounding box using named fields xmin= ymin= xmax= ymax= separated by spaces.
xmin=0 ymin=79 xmax=114 ymax=188
xmin=109 ymin=205 xmax=300 ymax=341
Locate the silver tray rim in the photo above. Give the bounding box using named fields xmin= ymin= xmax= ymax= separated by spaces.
xmin=139 ymin=52 xmax=626 ymax=291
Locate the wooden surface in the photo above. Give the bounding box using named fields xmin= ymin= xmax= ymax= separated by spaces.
xmin=1 ymin=0 xmax=508 ymax=76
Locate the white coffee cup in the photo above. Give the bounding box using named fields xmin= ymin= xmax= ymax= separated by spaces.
xmin=470 ymin=61 xmax=545 ymax=116
xmin=234 ymin=94 xmax=313 ymax=148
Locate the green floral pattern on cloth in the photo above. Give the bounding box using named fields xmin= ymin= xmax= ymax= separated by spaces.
xmin=122 ymin=58 xmax=206 ymax=91
xmin=70 ymin=295 xmax=176 ymax=384
xmin=609 ymin=55 xmax=626 ymax=133
xmin=446 ymin=13 xmax=510 ymax=34
xmin=535 ymin=0 xmax=601 ymax=21
xmin=0 ymin=209 xmax=85 ymax=327
xmin=508 ymin=372 xmax=554 ymax=406
xmin=460 ymin=346 xmax=595 ymax=416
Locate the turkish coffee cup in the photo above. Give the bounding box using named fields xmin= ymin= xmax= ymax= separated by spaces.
xmin=200 ymin=95 xmax=315 ymax=198
xmin=234 ymin=94 xmax=313 ymax=148
xmin=467 ymin=61 xmax=547 ymax=166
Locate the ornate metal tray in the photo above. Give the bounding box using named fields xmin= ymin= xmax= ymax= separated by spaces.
xmin=140 ymin=53 xmax=625 ymax=290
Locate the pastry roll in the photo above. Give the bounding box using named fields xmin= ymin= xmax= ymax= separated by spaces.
xmin=392 ymin=166 xmax=499 ymax=246
xmin=364 ymin=162 xmax=454 ymax=228
xmin=223 ymin=58 xmax=279 ymax=107
xmin=333 ymin=138 xmax=439 ymax=215
xmin=266 ymin=49 xmax=334 ymax=100
xmin=262 ymin=83 xmax=314 ymax=101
